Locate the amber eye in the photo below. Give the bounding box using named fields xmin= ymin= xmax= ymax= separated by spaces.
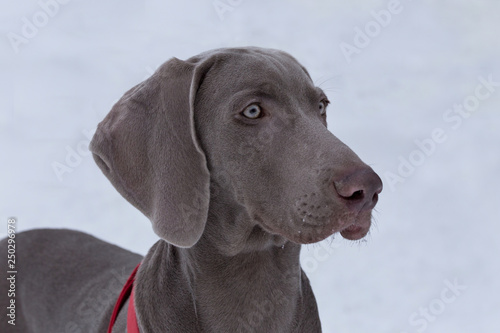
xmin=319 ymin=100 xmax=329 ymax=116
xmin=242 ymin=104 xmax=262 ymax=119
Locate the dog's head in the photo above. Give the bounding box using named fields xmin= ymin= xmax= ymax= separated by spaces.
xmin=90 ymin=47 xmax=382 ymax=250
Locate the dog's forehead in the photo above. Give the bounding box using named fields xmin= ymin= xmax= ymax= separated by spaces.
xmin=204 ymin=48 xmax=317 ymax=97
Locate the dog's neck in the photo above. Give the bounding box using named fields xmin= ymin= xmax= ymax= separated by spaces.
xmin=135 ymin=206 xmax=322 ymax=332
xmin=185 ymin=238 xmax=304 ymax=332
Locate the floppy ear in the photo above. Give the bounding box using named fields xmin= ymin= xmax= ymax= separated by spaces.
xmin=90 ymin=57 xmax=213 ymax=248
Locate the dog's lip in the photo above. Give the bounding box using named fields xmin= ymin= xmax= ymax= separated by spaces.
xmin=257 ymin=212 xmax=372 ymax=244
xmin=339 ymin=220 xmax=371 ymax=240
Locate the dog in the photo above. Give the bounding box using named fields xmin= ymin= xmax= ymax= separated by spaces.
xmin=0 ymin=47 xmax=382 ymax=332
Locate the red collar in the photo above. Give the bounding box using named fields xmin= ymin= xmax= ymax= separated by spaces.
xmin=108 ymin=263 xmax=141 ymax=333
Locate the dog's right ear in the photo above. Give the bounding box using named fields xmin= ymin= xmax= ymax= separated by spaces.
xmin=90 ymin=56 xmax=215 ymax=248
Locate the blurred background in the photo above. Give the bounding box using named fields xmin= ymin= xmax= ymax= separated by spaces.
xmin=1 ymin=0 xmax=499 ymax=332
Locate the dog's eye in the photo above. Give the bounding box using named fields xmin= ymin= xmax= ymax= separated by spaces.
xmin=241 ymin=104 xmax=262 ymax=119
xmin=319 ymin=100 xmax=329 ymax=116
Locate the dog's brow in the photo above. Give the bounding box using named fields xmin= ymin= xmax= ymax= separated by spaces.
xmin=253 ymin=82 xmax=282 ymax=96
xmin=234 ymin=83 xmax=282 ymax=100
xmin=227 ymin=87 xmax=268 ymax=110
xmin=302 ymin=86 xmax=328 ymax=104
xmin=315 ymin=87 xmax=328 ymax=99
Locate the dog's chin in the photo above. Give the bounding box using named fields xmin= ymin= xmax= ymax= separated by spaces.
xmin=291 ymin=214 xmax=373 ymax=244
xmin=257 ymin=218 xmax=330 ymax=245
xmin=256 ymin=209 xmax=374 ymax=245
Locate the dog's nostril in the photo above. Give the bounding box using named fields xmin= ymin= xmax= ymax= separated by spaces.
xmin=344 ymin=189 xmax=364 ymax=201
xmin=334 ymin=183 xmax=366 ymax=201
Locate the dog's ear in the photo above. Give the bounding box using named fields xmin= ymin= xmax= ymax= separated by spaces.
xmin=90 ymin=57 xmax=214 ymax=248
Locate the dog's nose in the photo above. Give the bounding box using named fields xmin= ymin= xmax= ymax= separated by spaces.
xmin=333 ymin=167 xmax=383 ymax=212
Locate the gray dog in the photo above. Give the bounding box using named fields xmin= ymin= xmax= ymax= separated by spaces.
xmin=1 ymin=47 xmax=382 ymax=332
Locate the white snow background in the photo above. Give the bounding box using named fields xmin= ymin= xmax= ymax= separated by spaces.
xmin=1 ymin=0 xmax=499 ymax=332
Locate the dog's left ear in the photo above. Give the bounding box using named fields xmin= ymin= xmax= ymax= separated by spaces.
xmin=90 ymin=56 xmax=215 ymax=248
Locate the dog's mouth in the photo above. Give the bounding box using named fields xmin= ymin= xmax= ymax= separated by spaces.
xmin=333 ymin=207 xmax=372 ymax=241
xmin=257 ymin=210 xmax=373 ymax=245
xmin=339 ymin=220 xmax=371 ymax=240
xmin=254 ymin=190 xmax=377 ymax=244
